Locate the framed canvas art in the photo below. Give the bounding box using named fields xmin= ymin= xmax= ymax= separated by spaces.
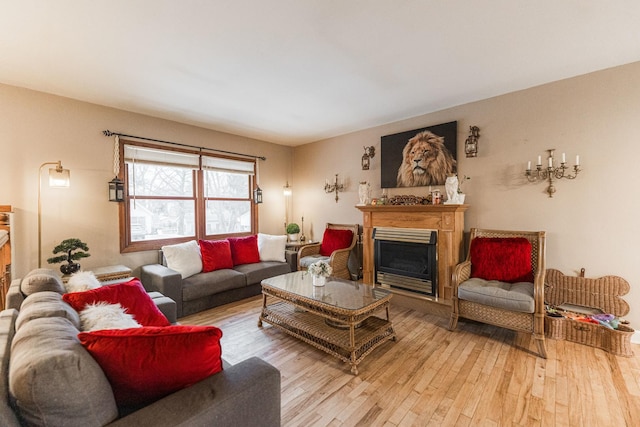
xmin=381 ymin=121 xmax=457 ymax=188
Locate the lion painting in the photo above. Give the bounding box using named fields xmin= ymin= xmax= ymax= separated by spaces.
xmin=396 ymin=130 xmax=456 ymax=187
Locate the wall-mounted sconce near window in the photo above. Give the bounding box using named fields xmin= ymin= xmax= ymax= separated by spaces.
xmin=361 ymin=146 xmax=375 ymax=170
xmin=109 ymin=177 xmax=124 ymax=202
xmin=253 ymin=185 xmax=263 ymax=204
xmin=464 ymin=126 xmax=480 ymax=158
xmin=108 ymin=134 xmax=124 ymax=202
xmin=324 ymin=174 xmax=345 ymax=203
xmin=525 ymin=149 xmax=581 ymax=197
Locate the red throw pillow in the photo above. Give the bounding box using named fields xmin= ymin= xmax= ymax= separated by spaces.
xmin=78 ymin=325 xmax=223 ymax=406
xmin=319 ymin=228 xmax=353 ymax=256
xmin=470 ymin=237 xmax=534 ymax=283
xmin=199 ymin=239 xmax=234 ymax=272
xmin=62 ymin=278 xmax=170 ymax=327
xmin=227 ymin=235 xmax=260 ymax=265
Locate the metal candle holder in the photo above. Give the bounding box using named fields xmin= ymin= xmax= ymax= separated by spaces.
xmin=324 ymin=174 xmax=345 ymax=203
xmin=525 ymin=149 xmax=581 ymax=198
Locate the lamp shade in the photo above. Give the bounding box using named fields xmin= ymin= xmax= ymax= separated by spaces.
xmin=49 ymin=168 xmax=70 ymax=187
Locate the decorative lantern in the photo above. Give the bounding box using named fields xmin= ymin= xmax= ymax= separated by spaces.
xmin=109 ymin=177 xmax=124 ymax=202
xmin=253 ymin=185 xmax=263 ymax=204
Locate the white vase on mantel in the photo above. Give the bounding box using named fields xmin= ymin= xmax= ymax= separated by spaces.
xmin=312 ymin=275 xmax=326 ymax=287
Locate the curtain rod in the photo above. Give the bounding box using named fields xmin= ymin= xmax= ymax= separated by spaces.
xmin=102 ymin=130 xmax=266 ymax=161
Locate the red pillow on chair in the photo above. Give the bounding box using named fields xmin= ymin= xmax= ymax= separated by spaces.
xmin=199 ymin=239 xmax=234 ymax=272
xmin=470 ymin=237 xmax=534 ymax=283
xmin=227 ymin=235 xmax=261 ymax=265
xmin=319 ymin=229 xmax=354 ymax=256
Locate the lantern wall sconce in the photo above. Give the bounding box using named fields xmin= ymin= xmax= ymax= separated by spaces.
xmin=361 ymin=146 xmax=375 ymax=170
xmin=108 ymin=177 xmax=124 ymax=202
xmin=253 ymin=185 xmax=263 ymax=204
xmin=464 ymin=126 xmax=480 ymax=158
xmin=525 ymin=149 xmax=581 ymax=198
xmin=324 ymin=174 xmax=345 ymax=203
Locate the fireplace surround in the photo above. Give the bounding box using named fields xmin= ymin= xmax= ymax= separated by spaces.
xmin=357 ymin=204 xmax=467 ymax=303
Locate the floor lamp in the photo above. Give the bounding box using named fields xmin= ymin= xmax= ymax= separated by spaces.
xmin=38 ymin=161 xmax=70 ymax=267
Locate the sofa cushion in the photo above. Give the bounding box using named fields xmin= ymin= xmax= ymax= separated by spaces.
xmin=162 ymin=240 xmax=203 ymax=279
xmin=470 ymin=237 xmax=534 ymax=283
xmin=199 ymin=239 xmax=234 ymax=272
xmin=458 ymin=277 xmax=535 ymax=313
xmin=9 ymin=317 xmax=119 ymax=426
xmin=228 ymin=235 xmax=261 ymax=266
xmin=299 ymin=255 xmax=330 ymax=268
xmin=319 ymin=229 xmax=353 ymax=257
xmin=182 ymin=269 xmax=246 ymax=301
xmin=78 ymin=325 xmax=223 ymax=407
xmin=20 ymin=268 xmax=65 ymax=296
xmin=234 ymin=261 xmax=291 ymax=286
xmin=63 ymin=278 xmax=170 ymax=327
xmin=79 ymin=302 xmax=142 ymax=331
xmin=257 ymin=233 xmax=287 ymax=262
xmin=15 ymin=291 xmax=81 ymax=330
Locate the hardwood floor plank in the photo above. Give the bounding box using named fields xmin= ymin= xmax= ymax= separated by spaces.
xmin=181 ymin=297 xmax=640 ymax=426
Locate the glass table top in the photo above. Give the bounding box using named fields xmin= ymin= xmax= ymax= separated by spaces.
xmin=261 ymin=271 xmax=391 ymax=311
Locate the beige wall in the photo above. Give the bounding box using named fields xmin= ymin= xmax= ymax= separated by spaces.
xmin=293 ymin=61 xmax=640 ymax=330
xmin=0 ymin=83 xmax=292 ymax=277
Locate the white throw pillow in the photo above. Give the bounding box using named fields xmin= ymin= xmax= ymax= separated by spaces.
xmin=79 ymin=302 xmax=142 ymax=331
xmin=257 ymin=233 xmax=287 ymax=262
xmin=162 ymin=240 xmax=203 ymax=278
xmin=65 ymin=271 xmax=102 ymax=293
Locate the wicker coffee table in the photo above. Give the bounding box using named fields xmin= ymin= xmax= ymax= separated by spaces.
xmin=259 ymin=271 xmax=395 ymax=374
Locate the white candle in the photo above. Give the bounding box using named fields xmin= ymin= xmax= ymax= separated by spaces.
xmin=537 ymin=155 xmax=542 ymax=166
xmin=548 ymin=157 xmax=553 ymax=167
xmin=562 ymin=152 xmax=566 ymax=163
xmin=576 ymin=155 xmax=580 ymax=166
xmin=527 ymin=161 xmax=531 ymax=170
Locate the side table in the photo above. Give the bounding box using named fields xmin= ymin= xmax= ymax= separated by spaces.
xmin=285 ymin=241 xmax=315 ymax=272
xmin=63 ymin=264 xmax=132 ymax=283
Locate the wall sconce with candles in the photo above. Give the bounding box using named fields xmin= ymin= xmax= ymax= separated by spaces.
xmin=361 ymin=146 xmax=375 ymax=170
xmin=525 ymin=149 xmax=581 ymax=198
xmin=324 ymin=174 xmax=345 ymax=203
xmin=465 ymin=126 xmax=480 ymax=158
xmin=38 ymin=160 xmax=71 ymax=267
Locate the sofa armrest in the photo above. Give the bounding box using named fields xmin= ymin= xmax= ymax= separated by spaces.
xmin=140 ymin=264 xmax=183 ymax=318
xmin=108 ymin=357 xmax=281 ymax=427
xmin=5 ymin=279 xmax=23 ymax=310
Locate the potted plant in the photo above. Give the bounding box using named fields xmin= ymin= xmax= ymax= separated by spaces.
xmin=47 ymin=238 xmax=90 ymax=274
xmin=286 ymin=223 xmax=300 ymax=242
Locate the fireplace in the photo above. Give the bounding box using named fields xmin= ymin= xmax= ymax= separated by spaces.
xmin=373 ymin=227 xmax=437 ymax=297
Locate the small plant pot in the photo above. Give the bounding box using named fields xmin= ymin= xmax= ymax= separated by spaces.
xmin=60 ymin=262 xmax=81 ymax=275
xmin=288 ymin=233 xmax=299 ymax=242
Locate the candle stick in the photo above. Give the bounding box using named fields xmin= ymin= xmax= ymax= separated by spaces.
xmin=548 ymin=157 xmax=553 ymax=167
xmin=527 ymin=161 xmax=531 ymax=170
xmin=537 ymin=155 xmax=542 ymax=166
xmin=576 ymin=155 xmax=580 ymax=166
xmin=562 ymin=152 xmax=566 ymax=163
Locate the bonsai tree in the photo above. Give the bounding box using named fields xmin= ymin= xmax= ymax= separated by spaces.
xmin=47 ymin=238 xmax=90 ymax=274
xmin=286 ymin=223 xmax=300 ymax=234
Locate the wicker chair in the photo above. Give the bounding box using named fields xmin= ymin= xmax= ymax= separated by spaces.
xmin=297 ymin=223 xmax=359 ymax=280
xmin=449 ymin=228 xmax=547 ymax=358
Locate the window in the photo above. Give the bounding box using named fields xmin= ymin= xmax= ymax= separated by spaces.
xmin=119 ymin=142 xmax=257 ymax=253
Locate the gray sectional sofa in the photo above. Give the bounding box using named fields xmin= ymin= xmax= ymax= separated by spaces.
xmin=141 ymin=258 xmax=291 ymax=318
xmin=1 ymin=269 xmax=282 ymax=426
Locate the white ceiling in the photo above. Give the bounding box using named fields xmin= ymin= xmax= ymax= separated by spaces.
xmin=1 ymin=1 xmax=639 ymax=146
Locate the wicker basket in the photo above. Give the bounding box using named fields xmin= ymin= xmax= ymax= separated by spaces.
xmin=545 ymin=269 xmax=634 ymax=357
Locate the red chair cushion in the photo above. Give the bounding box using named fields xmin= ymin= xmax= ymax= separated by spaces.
xmin=470 ymin=237 xmax=534 ymax=283
xmin=199 ymin=239 xmax=234 ymax=272
xmin=78 ymin=325 xmax=223 ymax=406
xmin=227 ymin=235 xmax=261 ymax=265
xmin=470 ymin=237 xmax=533 ymax=283
xmin=319 ymin=228 xmax=354 ymax=257
xmin=62 ymin=278 xmax=170 ymax=327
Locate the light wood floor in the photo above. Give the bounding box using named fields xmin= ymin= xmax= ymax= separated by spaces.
xmin=181 ymin=296 xmax=640 ymax=427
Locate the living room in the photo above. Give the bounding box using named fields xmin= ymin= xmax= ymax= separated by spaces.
xmin=1 ymin=2 xmax=640 ymax=425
